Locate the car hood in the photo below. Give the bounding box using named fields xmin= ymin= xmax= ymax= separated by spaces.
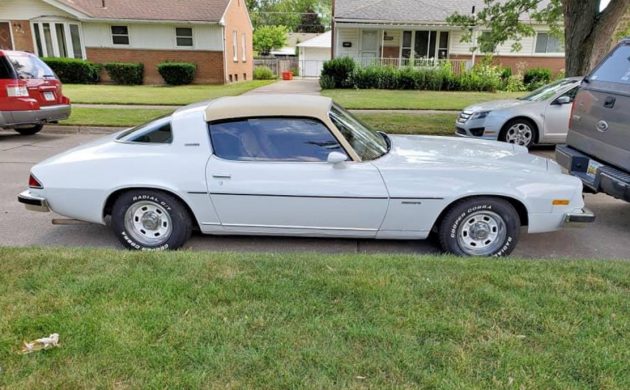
xmin=374 ymin=135 xmax=551 ymax=173
xmin=463 ymin=99 xmax=529 ymax=112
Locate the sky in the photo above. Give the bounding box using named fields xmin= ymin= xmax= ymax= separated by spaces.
xmin=601 ymin=0 xmax=610 ymax=11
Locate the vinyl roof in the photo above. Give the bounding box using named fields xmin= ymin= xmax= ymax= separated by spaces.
xmin=204 ymin=95 xmax=333 ymax=122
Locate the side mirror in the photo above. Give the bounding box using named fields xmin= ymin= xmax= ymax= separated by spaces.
xmin=327 ymin=151 xmax=348 ymax=165
xmin=554 ymin=95 xmax=572 ymax=105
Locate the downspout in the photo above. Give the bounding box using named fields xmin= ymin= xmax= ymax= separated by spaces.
xmin=221 ymin=20 xmax=228 ymax=83
xmin=331 ymin=0 xmax=335 ymax=58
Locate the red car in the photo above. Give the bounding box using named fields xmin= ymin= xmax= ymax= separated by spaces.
xmin=0 ymin=50 xmax=71 ymax=135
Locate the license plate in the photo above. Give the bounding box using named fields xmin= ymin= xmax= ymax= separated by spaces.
xmin=586 ymin=160 xmax=603 ymax=178
xmin=43 ymin=91 xmax=55 ymax=101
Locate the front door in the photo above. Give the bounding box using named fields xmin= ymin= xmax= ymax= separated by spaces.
xmin=0 ymin=22 xmax=13 ymax=50
xmin=360 ymin=30 xmax=379 ymax=65
xmin=206 ymin=116 xmax=389 ymax=237
xmin=544 ymin=86 xmax=578 ymax=142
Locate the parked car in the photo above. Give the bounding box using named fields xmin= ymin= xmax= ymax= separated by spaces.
xmin=557 ymin=40 xmax=630 ymax=202
xmin=456 ymin=77 xmax=582 ymax=148
xmin=0 ymin=50 xmax=71 ymax=135
xmin=18 ymin=95 xmax=594 ymax=256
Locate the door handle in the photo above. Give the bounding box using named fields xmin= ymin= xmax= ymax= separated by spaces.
xmin=604 ymin=96 xmax=616 ymax=109
xmin=212 ymin=174 xmax=232 ymax=179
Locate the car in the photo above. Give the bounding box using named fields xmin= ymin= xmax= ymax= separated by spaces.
xmin=456 ymin=77 xmax=582 ymax=148
xmin=0 ymin=50 xmax=71 ymax=135
xmin=557 ymin=39 xmax=630 ymax=202
xmin=18 ymin=95 xmax=594 ymax=256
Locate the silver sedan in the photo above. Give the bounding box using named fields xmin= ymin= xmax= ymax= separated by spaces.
xmin=455 ymin=77 xmax=582 ymax=148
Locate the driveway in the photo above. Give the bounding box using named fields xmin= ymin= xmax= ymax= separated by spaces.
xmin=1 ymin=129 xmax=629 ymax=259
xmin=244 ymin=79 xmax=321 ymax=95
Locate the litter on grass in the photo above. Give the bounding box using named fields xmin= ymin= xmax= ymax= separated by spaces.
xmin=20 ymin=333 xmax=60 ymax=354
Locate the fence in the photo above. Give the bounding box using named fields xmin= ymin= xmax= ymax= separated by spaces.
xmin=254 ymin=58 xmax=327 ymax=78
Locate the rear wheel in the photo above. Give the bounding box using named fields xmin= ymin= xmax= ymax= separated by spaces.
xmin=500 ymin=119 xmax=537 ymax=148
xmin=111 ymin=189 xmax=192 ymax=250
xmin=14 ymin=124 xmax=44 ymax=136
xmin=438 ymin=197 xmax=521 ymax=257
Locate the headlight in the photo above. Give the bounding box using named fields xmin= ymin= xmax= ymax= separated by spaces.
xmin=471 ymin=111 xmax=491 ymax=120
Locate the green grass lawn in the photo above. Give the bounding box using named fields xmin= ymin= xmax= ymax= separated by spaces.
xmin=62 ymin=108 xmax=456 ymax=137
xmin=64 ymin=80 xmax=275 ymax=105
xmin=1 ymin=248 xmax=628 ymax=388
xmin=357 ymin=112 xmax=457 ymax=136
xmin=322 ymin=89 xmax=523 ymax=110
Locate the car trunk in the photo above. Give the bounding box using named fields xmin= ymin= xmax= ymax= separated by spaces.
xmin=567 ymin=43 xmax=630 ymax=171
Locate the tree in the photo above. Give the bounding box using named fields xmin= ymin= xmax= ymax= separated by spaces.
xmin=253 ymin=25 xmax=289 ymax=56
xmin=447 ymin=0 xmax=630 ymax=76
xmin=247 ymin=0 xmax=331 ymax=31
xmin=297 ymin=7 xmax=325 ymax=33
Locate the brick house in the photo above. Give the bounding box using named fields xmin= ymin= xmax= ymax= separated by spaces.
xmin=0 ymin=0 xmax=253 ymax=84
xmin=332 ymin=0 xmax=565 ymax=74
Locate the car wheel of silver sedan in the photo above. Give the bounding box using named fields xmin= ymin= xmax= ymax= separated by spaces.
xmin=111 ymin=189 xmax=192 ymax=250
xmin=438 ymin=197 xmax=521 ymax=257
xmin=501 ymin=119 xmax=537 ymax=148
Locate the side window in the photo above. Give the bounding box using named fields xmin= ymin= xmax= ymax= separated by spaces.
xmin=0 ymin=56 xmax=16 ymax=79
xmin=117 ymin=115 xmax=173 ymax=144
xmin=590 ymin=44 xmax=630 ymax=84
xmin=210 ymin=117 xmax=346 ymax=162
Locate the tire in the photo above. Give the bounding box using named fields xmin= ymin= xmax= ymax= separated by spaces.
xmin=111 ymin=189 xmax=192 ymax=251
xmin=14 ymin=124 xmax=44 ymax=136
xmin=500 ymin=118 xmax=537 ymax=148
xmin=438 ymin=197 xmax=521 ymax=257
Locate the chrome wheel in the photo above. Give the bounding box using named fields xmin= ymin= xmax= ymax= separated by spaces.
xmin=124 ymin=201 xmax=172 ymax=246
xmin=456 ymin=211 xmax=507 ymax=256
xmin=505 ymin=123 xmax=533 ymax=146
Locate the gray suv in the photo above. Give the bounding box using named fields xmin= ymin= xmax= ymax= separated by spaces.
xmin=557 ymin=40 xmax=630 ymax=202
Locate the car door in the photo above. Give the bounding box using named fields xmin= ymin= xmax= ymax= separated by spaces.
xmin=205 ymin=116 xmax=389 ymax=237
xmin=543 ymin=86 xmax=578 ymax=143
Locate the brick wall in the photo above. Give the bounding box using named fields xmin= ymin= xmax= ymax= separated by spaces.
xmin=11 ymin=20 xmax=34 ymax=53
xmin=450 ymin=54 xmax=565 ymax=75
xmin=86 ymin=47 xmax=225 ymax=84
xmin=223 ymin=0 xmax=253 ymax=82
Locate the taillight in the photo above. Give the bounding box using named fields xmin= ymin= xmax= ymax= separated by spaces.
xmin=7 ymin=85 xmax=29 ymax=97
xmin=29 ymin=174 xmax=43 ymax=189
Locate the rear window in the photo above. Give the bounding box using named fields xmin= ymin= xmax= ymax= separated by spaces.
xmin=6 ymin=54 xmax=56 ymax=80
xmin=0 ymin=56 xmax=16 ymax=79
xmin=590 ymin=44 xmax=630 ymax=84
xmin=116 ymin=115 xmax=173 ymax=144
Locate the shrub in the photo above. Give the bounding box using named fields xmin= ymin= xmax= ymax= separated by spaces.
xmin=157 ymin=62 xmax=196 ymax=85
xmin=253 ymin=66 xmax=276 ymax=80
xmin=321 ymin=57 xmax=355 ymax=88
xmin=42 ymin=57 xmax=100 ymax=84
xmin=319 ymin=74 xmax=336 ymax=89
xmin=104 ymin=62 xmax=144 ymax=85
xmin=290 ymin=66 xmax=300 ymax=77
xmin=523 ymin=67 xmax=552 ymax=89
xmin=505 ymin=76 xmax=527 ymax=92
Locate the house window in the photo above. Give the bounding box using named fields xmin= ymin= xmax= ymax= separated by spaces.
xmin=32 ymin=22 xmax=84 ymax=59
xmin=242 ymin=33 xmax=247 ymax=62
xmin=232 ymin=31 xmax=238 ymax=62
xmin=176 ymin=27 xmax=193 ymax=47
xmin=111 ymin=26 xmax=129 ymax=45
xmin=401 ymin=30 xmax=448 ymax=64
xmin=535 ymin=33 xmax=564 ymax=54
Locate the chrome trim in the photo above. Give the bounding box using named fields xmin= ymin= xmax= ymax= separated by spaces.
xmin=17 ymin=190 xmax=50 ymax=212
xmin=222 ymin=223 xmax=377 ymax=231
xmin=564 ymin=208 xmax=595 ymax=224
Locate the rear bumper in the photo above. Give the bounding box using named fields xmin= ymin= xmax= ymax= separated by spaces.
xmin=556 ymin=144 xmax=630 ymax=202
xmin=17 ymin=190 xmax=50 ymax=212
xmin=0 ymin=104 xmax=71 ymax=128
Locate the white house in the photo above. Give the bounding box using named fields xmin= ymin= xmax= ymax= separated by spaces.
xmin=297 ymin=31 xmax=332 ymax=77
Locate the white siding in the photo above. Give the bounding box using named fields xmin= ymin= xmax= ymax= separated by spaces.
xmin=0 ymin=0 xmax=74 ymax=20
xmin=450 ymin=27 xmax=562 ymax=57
xmin=83 ymin=22 xmax=223 ymax=51
xmin=335 ymin=28 xmax=360 ymax=58
xmin=382 ymin=30 xmax=401 ymax=48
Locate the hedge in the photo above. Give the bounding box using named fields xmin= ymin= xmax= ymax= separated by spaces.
xmin=42 ymin=57 xmax=100 ymax=84
xmin=253 ymin=66 xmax=275 ymax=80
xmin=157 ymin=62 xmax=196 ymax=85
xmin=104 ymin=62 xmax=144 ymax=85
xmin=321 ymin=57 xmax=355 ymax=88
xmin=523 ymin=67 xmax=552 ymax=90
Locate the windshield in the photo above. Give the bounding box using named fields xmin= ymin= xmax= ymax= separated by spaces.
xmin=6 ymin=54 xmax=56 ymax=80
xmin=519 ymin=79 xmax=579 ymax=102
xmin=329 ymin=104 xmax=388 ymax=161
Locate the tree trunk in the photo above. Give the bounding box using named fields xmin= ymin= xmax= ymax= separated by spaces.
xmin=564 ymin=0 xmax=630 ymax=76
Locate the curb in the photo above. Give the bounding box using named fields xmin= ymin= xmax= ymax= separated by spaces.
xmin=41 ymin=125 xmax=126 ymax=135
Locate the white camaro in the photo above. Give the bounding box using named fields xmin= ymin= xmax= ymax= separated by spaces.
xmin=18 ymin=95 xmax=594 ymax=256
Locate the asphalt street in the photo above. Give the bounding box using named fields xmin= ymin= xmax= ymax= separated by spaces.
xmin=1 ymin=129 xmax=629 ymax=259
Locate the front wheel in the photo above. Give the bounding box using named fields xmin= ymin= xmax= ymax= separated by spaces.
xmin=438 ymin=197 xmax=521 ymax=257
xmin=500 ymin=119 xmax=537 ymax=148
xmin=14 ymin=124 xmax=44 ymax=136
xmin=111 ymin=189 xmax=192 ymax=250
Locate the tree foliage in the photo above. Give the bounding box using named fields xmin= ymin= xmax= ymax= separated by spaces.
xmin=247 ymin=0 xmax=331 ymax=31
xmin=253 ymin=25 xmax=289 ymax=56
xmin=297 ymin=7 xmax=325 ymax=33
xmin=447 ymin=0 xmax=630 ymax=76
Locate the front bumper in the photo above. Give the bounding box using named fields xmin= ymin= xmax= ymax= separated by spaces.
xmin=564 ymin=207 xmax=595 ymax=224
xmin=1 ymin=104 xmax=71 ymax=128
xmin=556 ymin=144 xmax=630 ymax=202
xmin=17 ymin=190 xmax=50 ymax=212
xmin=455 ymin=115 xmax=499 ymax=140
